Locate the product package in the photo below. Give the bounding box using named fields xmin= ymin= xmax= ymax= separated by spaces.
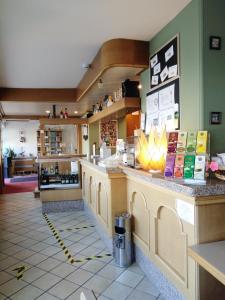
xmin=174 ymin=154 xmax=185 ymax=178
xmin=184 ymin=155 xmax=196 ymax=179
xmin=196 ymin=131 xmax=208 ymax=154
xmin=167 ymin=132 xmax=178 ymax=153
xmin=186 ymin=132 xmax=197 ymax=153
xmin=194 ymin=155 xmax=206 ymax=180
xmin=164 ymin=154 xmax=176 ymax=177
xmin=177 ymin=131 xmax=187 ymax=154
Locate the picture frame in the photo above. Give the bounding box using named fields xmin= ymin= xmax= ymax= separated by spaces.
xmin=209 ymin=36 xmax=221 ymax=50
xmin=210 ymin=112 xmax=222 ymax=125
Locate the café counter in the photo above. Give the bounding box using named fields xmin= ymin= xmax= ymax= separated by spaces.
xmin=80 ymin=159 xmax=225 ymax=300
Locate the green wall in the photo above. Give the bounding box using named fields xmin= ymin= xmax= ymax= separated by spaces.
xmin=141 ymin=0 xmax=203 ymax=130
xmin=203 ymin=0 xmax=225 ymax=154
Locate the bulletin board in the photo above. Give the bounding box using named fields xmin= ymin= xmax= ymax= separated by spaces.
xmin=145 ymin=78 xmax=180 ymax=132
xmin=150 ymin=34 xmax=179 ymax=89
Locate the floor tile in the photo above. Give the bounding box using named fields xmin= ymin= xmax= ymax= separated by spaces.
xmin=97 ymin=264 xmax=124 ymax=281
xmin=67 ymin=287 xmax=98 ymax=300
xmin=22 ymin=266 xmax=46 ymax=283
xmin=24 ymin=253 xmax=48 ymax=265
xmin=127 ymin=262 xmax=145 ymax=275
xmin=12 ymin=248 xmax=36 ymax=260
xmin=37 ymin=257 xmax=61 ymax=272
xmin=116 ymin=270 xmax=144 ymax=288
xmin=40 ymin=245 xmax=61 ymax=256
xmin=103 ymin=281 xmax=132 ymax=300
xmin=36 ymin=293 xmax=60 ymax=300
xmin=0 ymin=256 xmax=19 ymax=270
xmin=84 ymin=274 xmax=111 ymax=295
xmin=126 ymin=289 xmax=157 ymax=300
xmin=11 ymin=284 xmax=43 ymax=300
xmin=0 ymin=277 xmax=28 ymax=297
xmin=79 ymin=245 xmax=101 ymax=257
xmin=32 ymin=273 xmax=61 ymax=291
xmin=81 ymin=259 xmax=105 ymax=273
xmin=0 ymin=271 xmax=13 ymax=285
xmin=135 ymin=278 xmax=160 ymax=297
xmin=50 ymin=262 xmax=77 ymax=278
xmin=48 ymin=279 xmax=79 ymax=299
xmin=66 ymin=268 xmax=93 ymax=285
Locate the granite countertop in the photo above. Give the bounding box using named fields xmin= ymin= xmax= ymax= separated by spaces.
xmin=80 ymin=158 xmax=123 ymax=175
xmin=80 ymin=159 xmax=225 ymax=197
xmin=122 ymin=167 xmax=225 ymax=197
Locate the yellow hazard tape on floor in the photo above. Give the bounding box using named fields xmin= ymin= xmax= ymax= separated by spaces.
xmin=43 ymin=213 xmax=112 ymax=265
xmin=59 ymin=225 xmax=95 ymax=232
xmin=13 ymin=265 xmax=27 ymax=280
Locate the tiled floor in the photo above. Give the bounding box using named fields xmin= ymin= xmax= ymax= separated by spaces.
xmin=0 ymin=192 xmax=163 ymax=300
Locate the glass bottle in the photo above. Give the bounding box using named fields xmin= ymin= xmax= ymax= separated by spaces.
xmin=60 ymin=108 xmax=64 ymax=119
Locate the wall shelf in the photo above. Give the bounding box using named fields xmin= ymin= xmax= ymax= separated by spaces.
xmin=88 ymin=98 xmax=140 ymax=124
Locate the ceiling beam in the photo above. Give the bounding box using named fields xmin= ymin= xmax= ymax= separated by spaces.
xmin=0 ymin=88 xmax=77 ymax=102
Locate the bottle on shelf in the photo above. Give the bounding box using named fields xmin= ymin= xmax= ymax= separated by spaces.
xmin=99 ymin=102 xmax=103 ymax=111
xmin=55 ymin=163 xmax=59 ymax=175
xmin=60 ymin=108 xmax=64 ymax=119
xmin=64 ymin=108 xmax=68 ymax=119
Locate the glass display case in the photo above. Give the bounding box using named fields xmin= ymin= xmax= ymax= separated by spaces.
xmin=37 ymin=157 xmax=81 ymax=190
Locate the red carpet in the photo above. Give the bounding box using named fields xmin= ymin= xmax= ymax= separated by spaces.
xmin=2 ymin=180 xmax=38 ymax=194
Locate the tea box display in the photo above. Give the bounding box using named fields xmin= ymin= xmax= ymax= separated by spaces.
xmin=164 ymin=131 xmax=208 ymax=180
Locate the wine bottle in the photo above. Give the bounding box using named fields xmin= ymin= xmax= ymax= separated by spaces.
xmin=60 ymin=108 xmax=64 ymax=119
xmin=64 ymin=108 xmax=68 ymax=119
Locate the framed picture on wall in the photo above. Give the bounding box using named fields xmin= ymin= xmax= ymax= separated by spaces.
xmin=210 ymin=112 xmax=222 ymax=124
xmin=99 ymin=120 xmax=118 ymax=147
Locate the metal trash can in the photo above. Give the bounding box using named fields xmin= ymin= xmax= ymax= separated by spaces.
xmin=113 ymin=213 xmax=133 ymax=268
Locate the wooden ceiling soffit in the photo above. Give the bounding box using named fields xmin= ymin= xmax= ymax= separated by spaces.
xmin=76 ymin=38 xmax=149 ymax=102
xmin=2 ymin=115 xmax=86 ymax=121
xmin=39 ymin=118 xmax=88 ymax=125
xmin=0 ymin=88 xmax=77 ymax=102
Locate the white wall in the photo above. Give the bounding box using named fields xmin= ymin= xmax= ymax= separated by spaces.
xmin=2 ymin=120 xmax=39 ymax=157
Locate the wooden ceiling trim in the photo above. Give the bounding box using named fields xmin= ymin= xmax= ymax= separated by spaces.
xmin=39 ymin=118 xmax=88 ymax=125
xmin=75 ymin=38 xmax=149 ymax=102
xmin=2 ymin=115 xmax=85 ymax=121
xmin=0 ymin=88 xmax=77 ymax=102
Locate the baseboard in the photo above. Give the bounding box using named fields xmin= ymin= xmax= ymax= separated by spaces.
xmin=42 ymin=199 xmax=84 ymax=213
xmin=83 ymin=201 xmax=113 ymax=253
xmin=135 ymin=245 xmax=185 ymax=300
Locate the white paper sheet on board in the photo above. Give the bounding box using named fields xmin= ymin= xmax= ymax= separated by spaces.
xmin=150 ymin=54 xmax=158 ymax=68
xmin=158 ymin=107 xmax=174 ymax=131
xmin=151 ymin=75 xmax=159 ymax=85
xmin=168 ymin=65 xmax=178 ymax=78
xmin=141 ymin=113 xmax=146 ymax=130
xmin=158 ymin=84 xmax=175 ymax=110
xmin=146 ymin=92 xmax=159 ymax=114
xmin=165 ymin=45 xmax=174 ymax=62
xmin=153 ymin=63 xmax=161 ymax=75
xmin=160 ymin=66 xmax=169 ymax=82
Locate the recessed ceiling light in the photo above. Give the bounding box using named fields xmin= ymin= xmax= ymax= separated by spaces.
xmin=45 ymin=110 xmax=50 ymax=114
xmin=138 ymin=84 xmax=142 ymax=89
xmin=74 ymin=111 xmax=78 ymax=114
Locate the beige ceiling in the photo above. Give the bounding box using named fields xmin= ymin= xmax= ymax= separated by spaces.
xmin=0 ymin=0 xmax=191 ymax=89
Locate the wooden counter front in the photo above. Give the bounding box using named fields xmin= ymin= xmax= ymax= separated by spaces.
xmin=81 ymin=160 xmax=127 ymax=237
xmin=122 ymin=167 xmax=225 ymax=300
